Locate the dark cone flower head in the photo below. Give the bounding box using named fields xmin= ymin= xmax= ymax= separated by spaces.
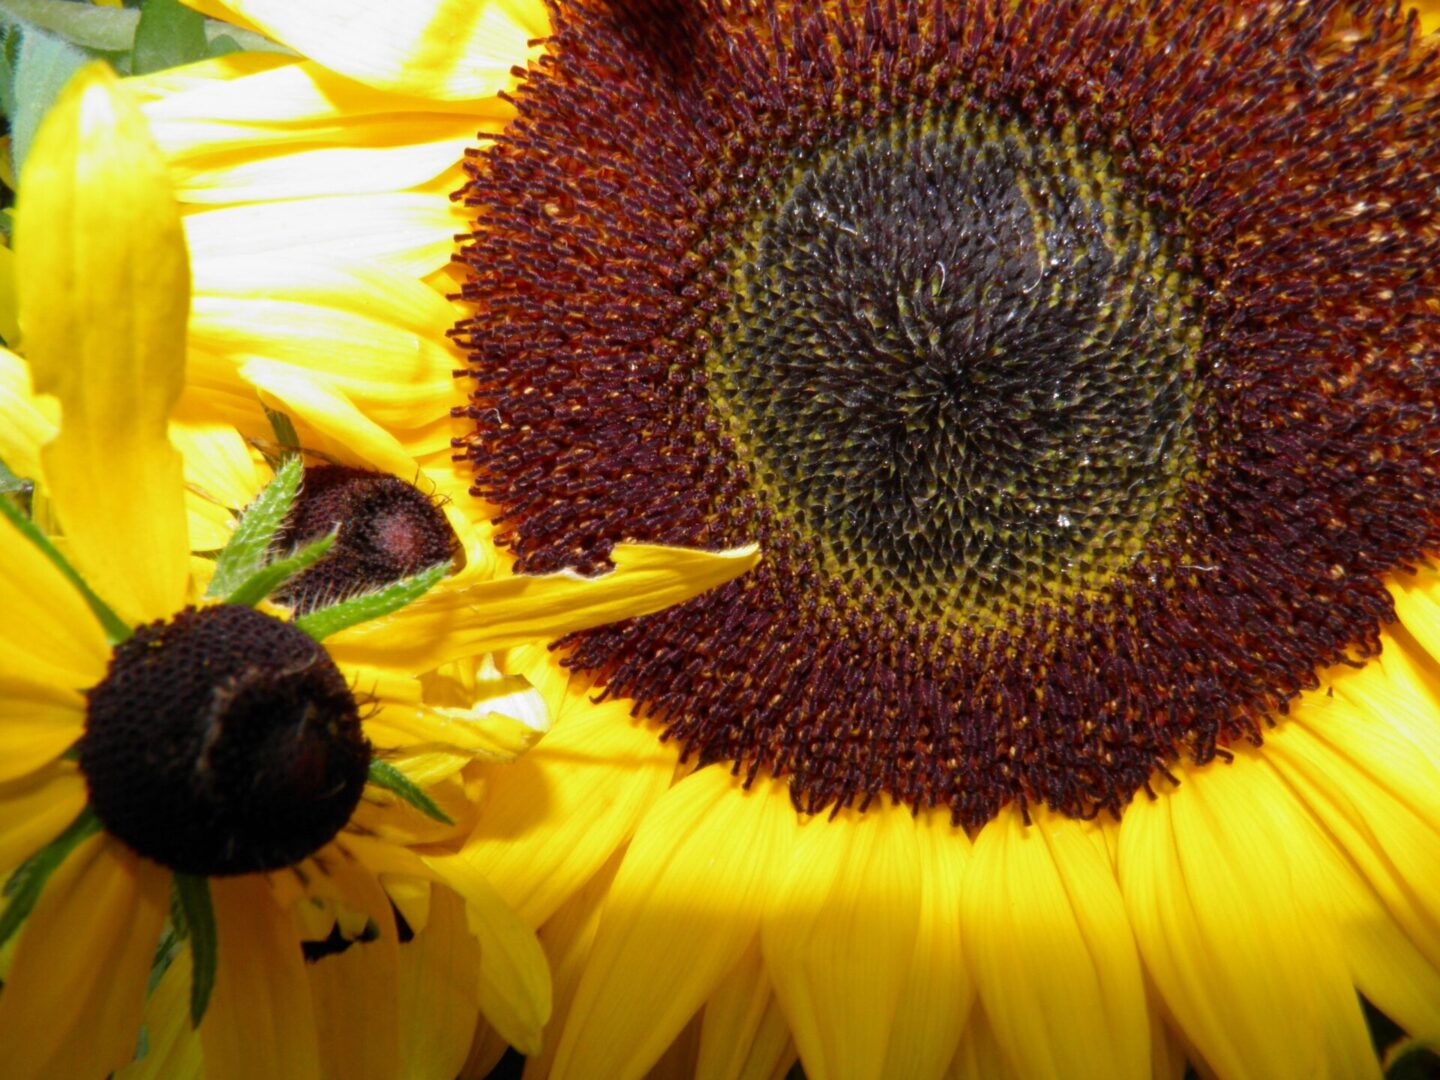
xmin=457 ymin=0 xmax=1440 ymax=826
xmin=274 ymin=464 xmax=461 ymax=613
xmin=80 ymin=604 xmax=370 ymax=876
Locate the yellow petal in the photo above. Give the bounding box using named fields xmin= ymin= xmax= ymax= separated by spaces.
xmin=551 ymin=770 xmax=795 ymax=1080
xmin=424 ymin=855 xmax=553 ymax=1056
xmin=947 ymin=1006 xmax=1019 ymax=1080
xmin=961 ymin=805 xmax=1149 ymax=1080
xmin=442 ymin=692 xmax=678 ymax=927
xmin=326 ymin=542 xmax=760 ymax=673
xmin=0 ymin=674 xmax=86 ymax=782
xmin=0 ymin=245 xmax=18 ymax=346
xmin=1418 ymin=0 xmax=1439 ymax=37
xmin=0 ymin=506 xmax=110 ymax=688
xmin=0 ymin=346 xmax=57 ymax=483
xmin=1390 ymin=567 xmax=1440 ymax=668
xmin=184 ymin=0 xmax=546 ymax=100
xmin=1117 ymin=753 xmax=1378 ymax=1080
xmin=398 ymin=887 xmax=482 ymax=1080
xmin=116 ymin=948 xmax=204 ymax=1080
xmin=16 ymin=64 xmax=188 ymax=623
xmin=0 ymin=833 xmax=169 ymax=1079
xmin=202 ymin=875 xmax=321 ymax=1080
xmin=883 ymin=809 xmax=973 ymax=1080
xmin=697 ymin=940 xmax=779 ymax=1080
xmin=760 ymin=798 xmax=921 ymax=1080
xmin=0 ymin=761 xmax=87 ymax=873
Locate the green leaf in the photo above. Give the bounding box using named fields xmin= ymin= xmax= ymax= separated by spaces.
xmin=0 ymin=492 xmax=131 ymax=644
xmin=147 ymin=921 xmax=183 ymax=996
xmin=295 ymin=561 xmax=450 ymax=642
xmin=172 ymin=874 xmax=217 ymax=1028
xmin=367 ymin=760 xmax=454 ymax=825
xmin=0 ymin=806 xmax=101 ymax=948
xmin=0 ymin=0 xmax=139 ymax=52
xmin=224 ymin=528 xmax=336 ymax=607
xmin=204 ymin=32 xmax=240 ymax=58
xmin=131 ymin=0 xmax=206 ymax=76
xmin=8 ymin=25 xmax=88 ymax=177
xmin=205 ymin=454 xmax=304 ymax=601
xmin=263 ymin=404 xmax=301 ymax=455
xmin=0 ymin=454 xmax=30 ymax=497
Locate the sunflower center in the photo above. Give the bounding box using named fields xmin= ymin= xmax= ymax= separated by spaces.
xmin=80 ymin=605 xmax=369 ymax=876
xmin=458 ymin=0 xmax=1440 ymax=826
xmin=275 ymin=465 xmax=459 ymax=613
xmin=708 ymin=105 xmax=1202 ymax=621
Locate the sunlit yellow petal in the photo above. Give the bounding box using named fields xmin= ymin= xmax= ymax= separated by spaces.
xmin=184 ymin=0 xmax=546 ymax=100
xmin=326 ymin=542 xmax=760 ymax=673
xmin=0 ymin=761 xmax=87 ymax=873
xmin=424 ymin=853 xmax=553 ymax=1056
xmin=398 ymin=887 xmax=482 ymax=1080
xmin=1118 ymin=752 xmax=1378 ymax=1080
xmin=761 ymin=798 xmax=920 ymax=1080
xmin=962 ymin=805 xmax=1148 ymax=1080
xmin=0 ymin=347 xmax=56 ymax=482
xmin=551 ymin=771 xmax=795 ymax=1080
xmin=202 ymin=875 xmax=321 ymax=1080
xmin=0 ymin=675 xmax=86 ymax=782
xmin=0 ymin=833 xmax=169 ymax=1079
xmin=0 ymin=506 xmax=110 ymax=686
xmin=16 ymin=64 xmax=188 ymax=622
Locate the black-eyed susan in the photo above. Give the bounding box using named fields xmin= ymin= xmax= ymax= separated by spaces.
xmin=0 ymin=58 xmax=756 ymax=1080
xmin=134 ymin=2 xmax=1440 ymax=1078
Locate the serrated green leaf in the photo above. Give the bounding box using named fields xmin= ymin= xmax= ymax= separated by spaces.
xmin=8 ymin=25 xmax=88 ymax=177
xmin=224 ymin=528 xmax=336 ymax=607
xmin=0 ymin=0 xmax=139 ymax=51
xmin=172 ymin=874 xmax=217 ymax=1028
xmin=0 ymin=492 xmax=131 ymax=643
xmin=294 ymin=561 xmax=450 ymax=642
xmin=0 ymin=806 xmax=101 ymax=948
xmin=206 ymin=454 xmax=304 ymax=600
xmin=131 ymin=0 xmax=206 ymax=76
xmin=367 ymin=760 xmax=454 ymax=825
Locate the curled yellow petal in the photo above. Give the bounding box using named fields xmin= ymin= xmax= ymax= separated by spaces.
xmin=325 ymin=542 xmax=760 ymax=673
xmin=15 ymin=63 xmax=189 ymax=623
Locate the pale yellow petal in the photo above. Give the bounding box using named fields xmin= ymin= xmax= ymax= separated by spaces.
xmin=551 ymin=771 xmax=796 ymax=1080
xmin=962 ymin=805 xmax=1149 ymax=1080
xmin=326 ymin=542 xmax=760 ymax=673
xmin=0 ymin=508 xmax=110 ymax=687
xmin=202 ymin=875 xmax=321 ymax=1080
xmin=0 ymin=762 xmax=87 ymax=873
xmin=17 ymin=64 xmax=188 ymax=622
xmin=883 ymin=808 xmax=973 ymax=1080
xmin=0 ymin=346 xmax=56 ymax=483
xmin=443 ymin=693 xmax=677 ymax=927
xmin=398 ymin=887 xmax=482 ymax=1080
xmin=761 ymin=798 xmax=921 ymax=1080
xmin=0 ymin=834 xmax=169 ymax=1079
xmin=1118 ymin=753 xmax=1378 ymax=1080
xmin=184 ymin=0 xmax=545 ymax=100
xmin=424 ymin=854 xmax=552 ymax=1056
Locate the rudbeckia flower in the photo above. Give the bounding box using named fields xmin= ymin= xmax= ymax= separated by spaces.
xmin=134 ymin=2 xmax=1440 ymax=1078
xmin=0 ymin=60 xmax=755 ymax=1080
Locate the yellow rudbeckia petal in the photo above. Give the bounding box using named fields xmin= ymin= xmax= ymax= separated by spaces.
xmin=0 ymin=346 xmax=56 ymax=483
xmin=184 ymin=0 xmax=546 ymax=101
xmin=15 ymin=64 xmax=188 ymax=623
xmin=325 ymin=542 xmax=760 ymax=673
xmin=398 ymin=887 xmax=482 ymax=1080
xmin=0 ymin=833 xmax=169 ymax=1080
xmin=761 ymin=798 xmax=922 ymax=1080
xmin=961 ymin=805 xmax=1149 ymax=1080
xmin=1118 ymin=753 xmax=1378 ymax=1080
xmin=0 ymin=503 xmax=109 ymax=687
xmin=0 ymin=762 xmax=87 ymax=873
xmin=424 ymin=853 xmax=552 ymax=1056
xmin=202 ymin=875 xmax=321 ymax=1080
xmin=551 ymin=771 xmax=796 ymax=1080
xmin=0 ymin=675 xmax=86 ymax=783
xmin=116 ymin=948 xmax=203 ymax=1080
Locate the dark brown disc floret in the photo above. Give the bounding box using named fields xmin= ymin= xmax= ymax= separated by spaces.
xmin=80 ymin=605 xmax=370 ymax=875
xmin=454 ymin=0 xmax=1440 ymax=826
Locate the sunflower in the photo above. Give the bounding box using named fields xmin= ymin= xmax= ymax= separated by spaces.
xmin=131 ymin=1 xmax=1440 ymax=1077
xmin=0 ymin=59 xmax=755 ymax=1080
